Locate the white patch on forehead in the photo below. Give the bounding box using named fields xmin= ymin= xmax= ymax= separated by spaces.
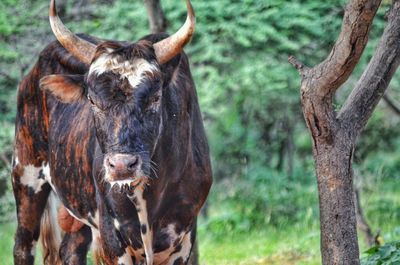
xmin=19 ymin=164 xmax=46 ymax=194
xmin=89 ymin=54 xmax=159 ymax=89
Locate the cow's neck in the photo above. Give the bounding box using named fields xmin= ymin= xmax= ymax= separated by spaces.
xmin=128 ymin=185 xmax=153 ymax=265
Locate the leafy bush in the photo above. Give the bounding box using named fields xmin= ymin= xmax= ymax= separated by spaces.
xmin=362 ymin=241 xmax=400 ymax=265
xmin=0 ymin=0 xmax=399 ymax=251
xmin=202 ymin=163 xmax=319 ymax=236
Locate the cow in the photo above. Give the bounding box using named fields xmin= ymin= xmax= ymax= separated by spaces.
xmin=11 ymin=0 xmax=212 ymax=264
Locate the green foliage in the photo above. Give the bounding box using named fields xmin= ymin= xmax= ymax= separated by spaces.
xmin=0 ymin=222 xmax=16 ymax=265
xmin=362 ymin=241 xmax=400 ymax=265
xmin=0 ymin=0 xmax=400 ymax=263
xmin=203 ymin=165 xmax=318 ymax=237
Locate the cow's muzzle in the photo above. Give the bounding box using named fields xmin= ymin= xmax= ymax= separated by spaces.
xmin=105 ymin=153 xmax=142 ymax=181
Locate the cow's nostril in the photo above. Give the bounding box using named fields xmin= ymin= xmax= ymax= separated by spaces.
xmin=108 ymin=159 xmax=115 ymax=169
xmin=127 ymin=158 xmax=138 ymax=170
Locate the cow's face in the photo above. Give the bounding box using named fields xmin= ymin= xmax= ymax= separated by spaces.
xmin=88 ymin=42 xmax=163 ymax=185
xmin=44 ymin=0 xmax=195 ymax=187
xmin=41 ymin=41 xmax=164 ymax=185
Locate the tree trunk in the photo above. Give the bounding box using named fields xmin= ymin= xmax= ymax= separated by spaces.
xmin=290 ymin=1 xmax=400 ymax=264
xmin=314 ymin=138 xmax=359 ymax=264
xmin=143 ymin=0 xmax=168 ymax=33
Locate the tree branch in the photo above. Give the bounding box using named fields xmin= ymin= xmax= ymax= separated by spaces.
xmin=143 ymin=0 xmax=168 ymax=33
xmin=289 ymin=0 xmax=380 ymax=142
xmin=288 ymin=56 xmax=309 ymax=77
xmin=312 ymin=0 xmax=381 ymax=94
xmin=382 ymin=93 xmax=400 ymax=116
xmin=339 ymin=0 xmax=400 ymax=134
xmin=293 ymin=0 xmax=380 ymax=96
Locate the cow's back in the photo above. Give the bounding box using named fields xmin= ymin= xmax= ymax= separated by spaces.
xmin=15 ymin=39 xmax=99 ymax=220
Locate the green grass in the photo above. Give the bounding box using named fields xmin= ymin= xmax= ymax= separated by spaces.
xmin=0 ymin=178 xmax=398 ymax=264
xmin=0 ymin=222 xmax=16 ymax=265
xmin=198 ymin=225 xmax=321 ymax=265
xmin=0 ymin=215 xmax=398 ymax=264
xmin=1 ymin=220 xmax=321 ymax=265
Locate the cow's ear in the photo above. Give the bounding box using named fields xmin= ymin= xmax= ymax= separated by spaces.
xmin=40 ymin=74 xmax=85 ymax=103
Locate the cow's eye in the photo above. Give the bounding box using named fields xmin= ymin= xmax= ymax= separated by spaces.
xmin=88 ymin=95 xmax=95 ymax=105
xmin=152 ymin=95 xmax=160 ymax=104
xmin=146 ymin=94 xmax=161 ymax=113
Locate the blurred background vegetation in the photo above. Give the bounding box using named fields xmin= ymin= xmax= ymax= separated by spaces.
xmin=0 ymin=0 xmax=399 ymax=264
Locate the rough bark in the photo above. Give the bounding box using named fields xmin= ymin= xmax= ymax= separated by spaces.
xmin=143 ymin=0 xmax=168 ymax=33
xmin=338 ymin=3 xmax=400 ymax=132
xmin=289 ymin=0 xmax=400 ymax=264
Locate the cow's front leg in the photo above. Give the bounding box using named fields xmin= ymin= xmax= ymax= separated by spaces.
xmin=98 ymin=202 xmax=134 ymax=265
xmin=100 ymin=219 xmax=134 ymax=265
xmin=167 ymin=227 xmax=196 ymax=265
xmin=12 ymin=163 xmax=52 ymax=265
xmin=59 ymin=225 xmax=92 ymax=265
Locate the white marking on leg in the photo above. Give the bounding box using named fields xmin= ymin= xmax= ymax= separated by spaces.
xmin=128 ymin=187 xmax=153 ymax=265
xmin=167 ymin=232 xmax=192 ymax=265
xmin=45 ymin=162 xmax=98 ymax=231
xmin=89 ymin=210 xmax=99 ymax=228
xmin=91 ymin=229 xmax=109 ymax=265
xmin=117 ymin=248 xmax=134 ymax=265
xmin=42 ymin=163 xmax=58 ymax=193
xmin=19 ymin=164 xmax=46 ymax=193
xmin=31 ymin=240 xmax=36 ymax=257
xmin=65 ymin=208 xmax=95 ymax=229
xmin=153 ymin=224 xmax=184 ymax=264
xmin=48 ymin=191 xmax=62 ymax=244
xmin=91 ymin=229 xmax=101 ymax=252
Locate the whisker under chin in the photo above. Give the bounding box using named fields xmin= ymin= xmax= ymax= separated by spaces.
xmin=150 ymin=165 xmax=159 ymax=179
xmin=108 ymin=173 xmax=151 ymax=191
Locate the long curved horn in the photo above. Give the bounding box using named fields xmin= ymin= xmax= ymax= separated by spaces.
xmin=153 ymin=0 xmax=195 ymax=64
xmin=49 ymin=0 xmax=96 ymax=65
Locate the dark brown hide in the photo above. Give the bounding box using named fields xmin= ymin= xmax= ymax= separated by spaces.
xmin=13 ymin=32 xmax=212 ymax=265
